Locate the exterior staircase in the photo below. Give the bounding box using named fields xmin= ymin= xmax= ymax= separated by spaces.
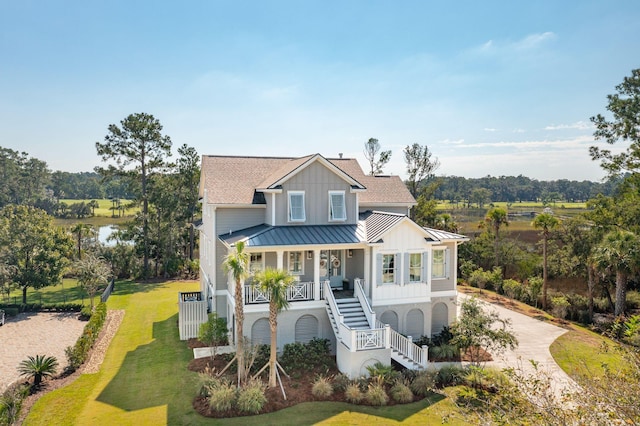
xmin=324 ymin=280 xmax=428 ymax=372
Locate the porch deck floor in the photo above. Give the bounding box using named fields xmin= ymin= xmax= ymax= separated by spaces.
xmin=332 ymin=289 xmax=354 ymax=299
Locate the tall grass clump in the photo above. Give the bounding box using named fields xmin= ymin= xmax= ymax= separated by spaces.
xmin=311 ymin=375 xmax=334 ymax=399
xmin=236 ymin=379 xmax=266 ymax=414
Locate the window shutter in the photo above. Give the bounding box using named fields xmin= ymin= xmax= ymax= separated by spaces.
xmin=445 ymin=248 xmax=450 ymax=279
xmin=394 ymin=253 xmax=399 ymax=285
xmin=403 ymin=253 xmax=409 ymax=285
xmin=295 ymin=315 xmax=319 ymax=344
xmin=422 ymin=252 xmax=429 ymax=283
xmin=251 ymin=318 xmax=270 ymax=346
xmin=376 ymin=253 xmax=382 ymax=286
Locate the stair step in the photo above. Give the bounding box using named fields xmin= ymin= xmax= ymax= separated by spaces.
xmin=336 ymin=298 xmax=358 ymax=304
xmin=341 ymin=308 xmax=365 ymax=315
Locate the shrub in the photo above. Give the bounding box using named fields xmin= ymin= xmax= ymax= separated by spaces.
xmin=80 ymin=305 xmax=93 ymax=319
xmin=429 ymin=343 xmax=459 ymax=361
xmin=311 ymin=375 xmax=334 ymax=399
xmin=207 ymin=380 xmax=236 ymax=412
xmin=526 ymin=276 xmax=543 ymax=307
xmin=502 ymin=279 xmax=522 ymax=300
xmin=18 ymin=355 xmax=58 ymax=387
xmin=409 ymin=370 xmax=437 ymax=396
xmin=390 ymin=380 xmax=414 ymax=403
xmin=65 ymin=302 xmax=107 ymax=372
xmin=626 ymin=291 xmax=640 ymax=311
xmin=198 ymin=313 xmax=228 ymax=347
xmin=332 ymin=373 xmax=351 ymax=392
xmin=236 ymin=379 xmax=266 ymax=414
xmin=197 ymin=367 xmax=220 ymax=397
xmin=436 ymin=365 xmax=465 ymax=387
xmin=280 ymin=338 xmax=333 ymax=373
xmin=551 ymin=295 xmax=570 ymax=319
xmin=0 ymin=384 xmax=29 ymax=425
xmin=365 ymin=383 xmax=389 ymax=406
xmin=345 ymin=383 xmax=364 ymax=404
xmin=365 ymin=362 xmax=399 ymax=385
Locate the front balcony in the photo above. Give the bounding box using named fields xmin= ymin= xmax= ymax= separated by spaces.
xmin=244 ymin=280 xmax=329 ymax=305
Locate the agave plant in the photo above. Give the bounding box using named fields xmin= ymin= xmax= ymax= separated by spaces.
xmin=18 ymin=355 xmax=59 ymax=387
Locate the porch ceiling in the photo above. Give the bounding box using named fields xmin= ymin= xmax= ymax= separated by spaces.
xmin=219 ymin=224 xmax=362 ymax=247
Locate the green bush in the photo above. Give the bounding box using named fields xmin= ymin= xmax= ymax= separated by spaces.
xmin=551 ymin=295 xmax=570 ymax=319
xmin=280 ymin=338 xmax=333 ymax=373
xmin=197 ymin=367 xmax=221 ymax=397
xmin=0 ymin=383 xmax=29 ymax=425
xmin=436 ymin=365 xmax=465 ymax=387
xmin=365 ymin=383 xmax=389 ymax=406
xmin=65 ymin=302 xmax=107 ymax=372
xmin=207 ymin=379 xmax=236 ymax=412
xmin=311 ymin=375 xmax=333 ymax=399
xmin=345 ymin=383 xmax=364 ymax=404
xmin=390 ymin=381 xmax=414 ymax=403
xmin=409 ymin=370 xmax=437 ymax=396
xmin=526 ymin=276 xmax=543 ymax=307
xmin=236 ymin=379 xmax=266 ymax=414
xmin=365 ymin=362 xmax=399 ymax=385
xmin=198 ymin=313 xmax=228 ymax=347
xmin=332 ymin=373 xmax=351 ymax=392
xmin=502 ymin=279 xmax=522 ymax=300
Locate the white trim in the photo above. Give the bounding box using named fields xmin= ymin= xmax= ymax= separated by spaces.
xmin=288 ymin=191 xmax=306 ymax=222
xmin=271 ymin=192 xmax=276 ymax=225
xmin=328 ymin=190 xmax=347 ymax=222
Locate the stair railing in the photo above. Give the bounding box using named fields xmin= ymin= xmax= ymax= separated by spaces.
xmin=354 ymin=278 xmax=375 ymax=327
xmin=376 ymin=320 xmax=428 ymax=368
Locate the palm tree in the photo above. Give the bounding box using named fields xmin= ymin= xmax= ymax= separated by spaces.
xmin=252 ymin=267 xmax=295 ymax=388
xmin=485 ymin=207 xmax=509 ymax=268
xmin=70 ymin=223 xmax=93 ymax=260
xmin=222 ymin=241 xmax=250 ymax=385
xmin=18 ymin=354 xmax=58 ymax=387
xmin=531 ymin=212 xmax=560 ymax=310
xmin=592 ymin=230 xmax=640 ymax=317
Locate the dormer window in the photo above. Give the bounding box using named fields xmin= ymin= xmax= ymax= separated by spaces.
xmin=288 ymin=191 xmax=305 ymax=222
xmin=329 ymin=191 xmax=346 ymax=221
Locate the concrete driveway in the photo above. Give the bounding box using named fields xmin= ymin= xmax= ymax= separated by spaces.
xmin=459 ymin=293 xmax=576 ymax=393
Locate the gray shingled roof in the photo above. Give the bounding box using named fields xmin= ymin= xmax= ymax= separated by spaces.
xmin=199 ymin=154 xmax=414 ymax=206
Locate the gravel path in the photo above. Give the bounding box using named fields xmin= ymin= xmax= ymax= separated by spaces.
xmin=0 ymin=312 xmax=86 ymax=392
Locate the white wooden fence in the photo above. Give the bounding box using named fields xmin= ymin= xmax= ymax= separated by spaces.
xmin=178 ymin=291 xmax=207 ymax=340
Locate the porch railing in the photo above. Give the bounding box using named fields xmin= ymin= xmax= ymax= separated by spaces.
xmin=245 ymin=281 xmax=317 ymax=304
xmin=376 ymin=319 xmax=428 ymax=368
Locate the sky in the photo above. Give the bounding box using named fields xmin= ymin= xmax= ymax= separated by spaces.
xmin=1 ymin=1 xmax=639 ymax=182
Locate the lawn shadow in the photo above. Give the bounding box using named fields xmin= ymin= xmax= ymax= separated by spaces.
xmin=109 ymin=280 xmax=176 ymax=298
xmin=96 ymin=313 xmax=191 ymax=419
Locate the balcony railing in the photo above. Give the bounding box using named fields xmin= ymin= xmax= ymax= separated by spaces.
xmin=245 ymin=281 xmax=318 ymax=305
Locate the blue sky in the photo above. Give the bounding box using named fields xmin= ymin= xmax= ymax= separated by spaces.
xmin=1 ymin=1 xmax=638 ymax=181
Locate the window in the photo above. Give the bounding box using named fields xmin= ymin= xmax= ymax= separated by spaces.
xmin=249 ymin=253 xmax=263 ymax=273
xmin=288 ymin=251 xmax=304 ymax=275
xmin=329 ymin=191 xmax=346 ymax=221
xmin=432 ymin=249 xmax=447 ymax=279
xmin=382 ymin=254 xmax=395 ymax=284
xmin=288 ymin=191 xmax=305 ymax=222
xmin=409 ymin=253 xmax=422 ymax=283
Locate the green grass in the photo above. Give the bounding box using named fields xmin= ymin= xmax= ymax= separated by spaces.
xmin=549 ymin=327 xmax=626 ymax=382
xmin=3 ymin=278 xmax=99 ymax=306
xmin=24 ymin=280 xmax=468 ymax=425
xmin=59 ymin=199 xmax=136 ymax=218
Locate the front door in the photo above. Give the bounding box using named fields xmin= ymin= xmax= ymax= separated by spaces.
xmin=320 ymin=250 xmax=343 ymax=289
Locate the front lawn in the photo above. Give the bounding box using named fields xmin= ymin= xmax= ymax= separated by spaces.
xmin=3 ymin=278 xmax=103 ymax=306
xmin=24 ymin=280 xmax=468 ymax=425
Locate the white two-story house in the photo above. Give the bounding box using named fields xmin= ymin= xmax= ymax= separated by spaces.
xmin=198 ymin=153 xmax=467 ymax=377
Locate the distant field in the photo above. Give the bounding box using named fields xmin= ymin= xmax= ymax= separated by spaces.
xmin=58 ymin=199 xmax=137 ymax=217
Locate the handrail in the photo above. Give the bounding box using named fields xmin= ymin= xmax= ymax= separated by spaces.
xmin=324 ymin=281 xmax=347 ymax=343
xmin=376 ymin=320 xmax=428 ymax=368
xmin=354 ymin=278 xmax=375 ymax=327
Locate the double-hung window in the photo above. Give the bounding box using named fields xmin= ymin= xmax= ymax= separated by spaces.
xmin=249 ymin=253 xmax=264 ymax=274
xmin=409 ymin=253 xmax=422 ymax=283
xmin=329 ymin=191 xmax=346 ymax=221
xmin=288 ymin=251 xmax=304 ymax=275
xmin=382 ymin=254 xmax=395 ymax=284
xmin=288 ymin=191 xmax=305 ymax=222
xmin=432 ymin=249 xmax=447 ymax=279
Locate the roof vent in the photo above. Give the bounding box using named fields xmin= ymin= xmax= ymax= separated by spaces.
xmin=338 ymin=153 xmax=343 ymax=159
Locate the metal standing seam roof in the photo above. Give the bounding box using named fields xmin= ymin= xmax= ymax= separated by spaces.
xmin=360 ymin=211 xmax=406 ymax=243
xmin=219 ymin=224 xmax=362 ymax=247
xmin=423 ymin=227 xmax=469 ymax=241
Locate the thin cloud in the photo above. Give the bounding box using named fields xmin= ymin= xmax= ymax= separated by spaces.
xmin=545 ymin=121 xmax=592 ymax=130
xmin=457 ymin=135 xmax=593 ymax=150
xmin=439 ymin=138 xmax=465 ymax=145
xmin=483 ymin=128 xmax=497 ymax=132
xmin=472 ymin=32 xmax=556 ymax=55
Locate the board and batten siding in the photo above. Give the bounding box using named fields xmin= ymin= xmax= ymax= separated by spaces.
xmin=273 ymin=161 xmax=357 ymax=226
xmin=215 ymin=207 xmax=265 ymax=235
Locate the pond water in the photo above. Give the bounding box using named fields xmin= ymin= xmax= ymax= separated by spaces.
xmin=97 ymin=225 xmax=118 ymax=247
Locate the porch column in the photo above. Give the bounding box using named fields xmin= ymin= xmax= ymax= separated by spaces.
xmin=276 ymin=250 xmax=284 ymax=270
xmin=313 ymin=249 xmax=321 ymax=300
xmin=364 ymin=247 xmax=372 ymax=300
